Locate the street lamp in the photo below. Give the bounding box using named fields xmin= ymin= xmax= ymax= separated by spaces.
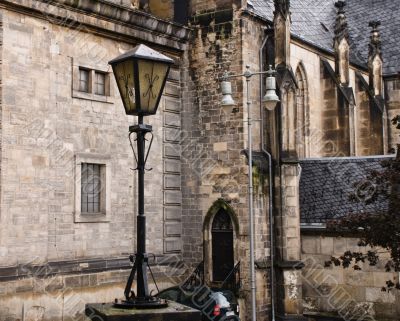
xmin=220 ymin=65 xmax=279 ymax=321
xmin=109 ymin=44 xmax=174 ymax=309
xmin=263 ymin=66 xmax=280 ymax=111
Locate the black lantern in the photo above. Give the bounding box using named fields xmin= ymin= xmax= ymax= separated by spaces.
xmin=109 ymin=45 xmax=174 ymax=309
xmin=109 ymin=44 xmax=174 ymax=116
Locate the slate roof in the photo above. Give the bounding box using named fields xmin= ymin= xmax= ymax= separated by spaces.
xmin=299 ymin=156 xmax=393 ymax=225
xmin=247 ymin=0 xmax=400 ymax=75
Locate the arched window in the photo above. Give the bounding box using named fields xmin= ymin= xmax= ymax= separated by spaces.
xmin=295 ymin=63 xmax=310 ymax=158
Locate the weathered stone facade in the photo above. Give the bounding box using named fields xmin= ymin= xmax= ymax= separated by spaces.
xmin=301 ymin=234 xmax=400 ymax=320
xmin=181 ymin=3 xmax=272 ymax=319
xmin=0 ymin=0 xmax=399 ymax=321
xmin=0 ymin=0 xmax=189 ymax=319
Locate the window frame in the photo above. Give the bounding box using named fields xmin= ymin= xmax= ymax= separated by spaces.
xmin=72 ymin=60 xmax=114 ymax=104
xmin=94 ymin=71 xmax=106 ymax=96
xmin=79 ymin=68 xmax=91 ymax=93
xmin=81 ymin=163 xmax=102 ymax=214
xmin=74 ymin=153 xmax=111 ymax=223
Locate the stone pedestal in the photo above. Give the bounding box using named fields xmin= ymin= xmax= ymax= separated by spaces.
xmin=85 ymin=301 xmax=202 ymax=321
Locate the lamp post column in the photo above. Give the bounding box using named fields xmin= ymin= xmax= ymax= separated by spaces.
xmin=136 ymin=115 xmax=149 ymax=300
xmin=245 ymin=73 xmax=257 ymax=321
xmin=220 ymin=65 xmax=279 ymax=321
xmin=124 ymin=117 xmax=153 ymax=303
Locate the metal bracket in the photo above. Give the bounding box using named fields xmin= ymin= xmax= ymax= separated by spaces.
xmin=144 ymin=132 xmax=154 ymax=171
xmin=129 ymin=132 xmax=138 ymax=171
xmin=128 ymin=128 xmax=154 ymax=172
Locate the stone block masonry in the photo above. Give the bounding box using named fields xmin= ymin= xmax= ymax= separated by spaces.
xmin=301 ymin=234 xmax=400 ymax=320
xmin=386 ymin=78 xmax=400 ymax=151
xmin=181 ymin=4 xmax=273 ymax=321
xmin=0 ymin=1 xmax=190 ymax=320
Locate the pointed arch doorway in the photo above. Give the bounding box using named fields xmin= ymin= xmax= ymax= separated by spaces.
xmin=212 ymin=209 xmax=234 ymax=281
xmin=204 ymin=199 xmax=239 ymax=285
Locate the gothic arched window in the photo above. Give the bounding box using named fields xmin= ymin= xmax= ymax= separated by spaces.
xmin=295 ymin=63 xmax=310 ymax=158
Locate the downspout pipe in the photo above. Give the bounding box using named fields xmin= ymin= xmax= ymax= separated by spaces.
xmin=259 ymin=31 xmax=276 ymax=321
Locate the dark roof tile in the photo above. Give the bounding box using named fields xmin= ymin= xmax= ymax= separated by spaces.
xmin=299 ymin=156 xmax=393 ymax=224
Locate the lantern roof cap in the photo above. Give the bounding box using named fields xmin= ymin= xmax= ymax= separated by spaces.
xmin=109 ymin=44 xmax=174 ymax=65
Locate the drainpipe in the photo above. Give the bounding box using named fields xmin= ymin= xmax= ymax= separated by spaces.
xmin=259 ymin=30 xmax=276 ymax=321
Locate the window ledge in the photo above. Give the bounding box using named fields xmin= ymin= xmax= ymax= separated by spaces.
xmin=72 ymin=90 xmax=115 ymax=104
xmin=74 ymin=212 xmax=110 ymax=223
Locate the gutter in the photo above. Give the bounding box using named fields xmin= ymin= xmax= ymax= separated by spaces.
xmin=259 ymin=29 xmax=276 ymax=321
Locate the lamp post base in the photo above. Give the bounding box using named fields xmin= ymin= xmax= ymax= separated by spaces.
xmin=86 ymin=301 xmax=202 ymax=321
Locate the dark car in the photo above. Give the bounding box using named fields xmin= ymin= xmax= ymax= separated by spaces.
xmin=156 ymin=286 xmax=240 ymax=321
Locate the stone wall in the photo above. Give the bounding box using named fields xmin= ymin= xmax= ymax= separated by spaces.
xmin=181 ymin=5 xmax=272 ymax=320
xmin=0 ymin=263 xmax=181 ymax=320
xmin=320 ymin=60 xmax=350 ymax=157
xmin=190 ymin=0 xmax=241 ymax=15
xmin=275 ymin=163 xmax=304 ymax=317
xmin=289 ymin=41 xmax=384 ymax=158
xmin=385 ymin=78 xmax=400 ymax=150
xmin=104 ymin=0 xmax=134 ymax=7
xmin=354 ymin=74 xmax=384 ymax=156
xmin=356 ymin=74 xmax=375 ymax=156
xmin=301 ymin=234 xmax=400 ymax=320
xmin=0 ymin=1 xmax=189 ymax=319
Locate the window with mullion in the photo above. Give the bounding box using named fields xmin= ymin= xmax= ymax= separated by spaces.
xmin=81 ymin=163 xmax=101 ymax=213
xmin=95 ymin=72 xmax=106 ymax=96
xmin=79 ymin=68 xmax=90 ymax=93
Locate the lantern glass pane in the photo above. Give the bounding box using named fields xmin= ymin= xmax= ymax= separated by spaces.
xmin=113 ymin=60 xmax=137 ymax=115
xmin=138 ymin=60 xmax=169 ymax=114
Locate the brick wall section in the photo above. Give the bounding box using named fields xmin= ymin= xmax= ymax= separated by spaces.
xmin=0 ymin=9 xmax=138 ymax=264
xmin=242 ymin=16 xmax=273 ymax=315
xmin=355 ymin=74 xmax=384 ymax=156
xmin=0 ymin=11 xmax=3 ymax=239
xmin=190 ymin=0 xmax=241 ymax=15
xmin=385 ymin=78 xmax=400 ymax=151
xmin=301 ymin=234 xmax=400 ymax=320
xmin=320 ymin=60 xmax=350 ymax=157
xmin=182 ymin=4 xmax=245 ymax=266
xmin=148 ymin=0 xmax=174 ymax=20
xmin=104 ymin=0 xmax=135 ymax=7
xmin=275 ymin=163 xmax=303 ymax=316
xmin=356 ymin=78 xmax=374 ymax=156
xmin=0 ymin=264 xmax=181 ymax=319
xmin=181 ymin=6 xmax=272 ymax=321
xmin=369 ymin=103 xmax=384 ymax=155
xmin=0 ymin=4 xmax=188 ymax=319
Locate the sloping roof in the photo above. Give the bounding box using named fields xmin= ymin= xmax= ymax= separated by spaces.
xmin=346 ymin=0 xmax=400 ymax=75
xmin=299 ymin=156 xmax=393 ymax=225
xmin=247 ymin=0 xmax=400 ymax=75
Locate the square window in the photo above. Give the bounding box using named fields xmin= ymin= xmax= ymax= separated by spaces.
xmin=81 ymin=163 xmax=102 ymax=214
xmin=95 ymin=72 xmax=106 ymax=96
xmin=79 ymin=68 xmax=90 ymax=93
